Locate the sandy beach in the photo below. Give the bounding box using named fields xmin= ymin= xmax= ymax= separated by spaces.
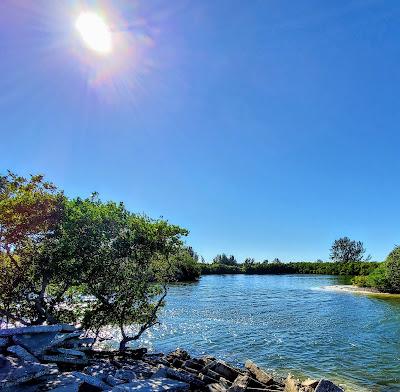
xmin=321 ymin=285 xmax=400 ymax=298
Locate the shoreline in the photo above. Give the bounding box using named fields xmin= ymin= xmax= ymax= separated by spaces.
xmin=0 ymin=324 xmax=345 ymax=391
xmin=320 ymin=284 xmax=400 ymax=298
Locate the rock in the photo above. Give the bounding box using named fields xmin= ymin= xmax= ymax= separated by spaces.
xmin=199 ymin=355 xmax=217 ymax=366
xmin=106 ymin=374 xmax=126 ymax=386
xmin=84 ymin=362 xmax=117 ymax=381
xmin=13 ymin=332 xmax=59 ymax=356
xmin=72 ymin=371 xmax=110 ymax=389
xmin=41 ymin=354 xmax=88 ymax=365
xmin=182 ymin=359 xmax=203 ymax=371
xmin=208 ymin=383 xmax=228 ymax=392
xmin=60 ymin=338 xmax=94 ymax=351
xmin=55 ymin=348 xmax=86 ymax=358
xmin=228 ymin=374 xmax=249 ymax=392
xmin=49 ymin=383 xmax=81 ymax=392
xmin=125 ymin=347 xmax=148 ymax=359
xmin=115 ymin=369 xmax=137 ymax=382
xmin=315 ymin=379 xmax=344 ymax=392
xmin=12 ymin=331 xmax=84 ymax=358
xmin=245 ymin=360 xmax=273 ymax=386
xmin=122 ymin=361 xmax=157 ymax=379
xmin=198 ymin=373 xmax=219 ymax=384
xmin=166 ymin=367 xmax=205 ymax=388
xmin=284 ymin=374 xmax=301 ymax=392
xmin=245 ymin=388 xmax=275 ymax=392
xmin=302 ymin=379 xmax=319 ymax=389
xmin=0 ymin=338 xmax=9 ymax=349
xmin=0 ymin=324 xmax=76 ymax=337
xmin=166 ymin=349 xmax=190 ymax=362
xmin=219 ymin=377 xmax=231 ymax=389
xmin=151 ymin=366 xmax=168 ymax=379
xmin=46 ymin=331 xmax=83 ymax=348
xmin=211 ymin=361 xmax=241 ymax=382
xmin=13 ymin=332 xmax=56 ymax=354
xmin=111 ymin=377 xmax=190 ymax=391
xmin=33 ymin=372 xmax=83 ymax=392
xmin=172 ymin=358 xmax=184 ymax=368
xmin=205 ymin=368 xmax=222 ymax=381
xmin=7 ymin=345 xmax=39 ymax=363
xmin=0 ymin=355 xmax=55 ymax=388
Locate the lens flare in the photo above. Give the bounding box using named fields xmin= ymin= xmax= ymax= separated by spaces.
xmin=75 ymin=12 xmax=112 ymax=54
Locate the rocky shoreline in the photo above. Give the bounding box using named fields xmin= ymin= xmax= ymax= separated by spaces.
xmin=0 ymin=324 xmax=344 ymax=391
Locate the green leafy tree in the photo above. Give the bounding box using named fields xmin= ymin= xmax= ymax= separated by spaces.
xmin=330 ymin=237 xmax=369 ymax=263
xmin=384 ymin=246 xmax=400 ymax=293
xmin=1 ymin=172 xmax=192 ymax=351
xmin=212 ymin=254 xmax=237 ymax=265
xmin=169 ymin=248 xmax=201 ymax=282
xmin=0 ymin=171 xmax=65 ymax=325
xmin=58 ymin=196 xmax=188 ymax=350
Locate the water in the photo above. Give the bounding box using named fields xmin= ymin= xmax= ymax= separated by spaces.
xmin=133 ymin=275 xmax=400 ymax=391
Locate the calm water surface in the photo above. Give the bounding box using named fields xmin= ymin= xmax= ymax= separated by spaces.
xmin=134 ymin=275 xmax=400 ymax=391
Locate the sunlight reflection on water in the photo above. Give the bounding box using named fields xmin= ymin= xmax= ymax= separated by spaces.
xmin=110 ymin=275 xmax=400 ymax=391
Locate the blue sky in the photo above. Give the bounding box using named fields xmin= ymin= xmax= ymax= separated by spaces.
xmin=1 ymin=0 xmax=399 ymax=262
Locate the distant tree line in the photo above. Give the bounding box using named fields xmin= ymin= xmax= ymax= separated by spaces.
xmin=201 ymin=238 xmax=378 ymax=276
xmin=201 ymin=260 xmax=379 ymax=276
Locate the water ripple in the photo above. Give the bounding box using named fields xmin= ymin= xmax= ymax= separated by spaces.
xmin=114 ymin=275 xmax=400 ymax=391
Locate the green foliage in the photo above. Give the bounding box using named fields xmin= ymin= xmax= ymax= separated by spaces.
xmin=384 ymin=246 xmax=400 ymax=293
xmin=0 ymin=171 xmax=64 ymax=247
xmin=201 ymin=262 xmax=242 ymax=275
xmin=329 ymin=237 xmax=369 ymax=263
xmin=169 ymin=248 xmax=201 ymax=282
xmin=48 ymin=195 xmax=189 ymax=349
xmin=351 ymin=275 xmax=369 ymax=287
xmin=212 ymin=254 xmax=238 ymax=265
xmin=352 ymin=247 xmax=400 ymax=293
xmin=0 ymin=171 xmax=197 ymax=350
xmin=0 ymin=171 xmax=66 ymax=325
xmin=201 ymin=260 xmax=380 ymax=276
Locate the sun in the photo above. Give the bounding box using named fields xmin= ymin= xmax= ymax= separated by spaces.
xmin=75 ymin=12 xmax=112 ymax=54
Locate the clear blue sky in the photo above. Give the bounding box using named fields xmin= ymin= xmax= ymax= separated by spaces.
xmin=1 ymin=1 xmax=399 ymax=262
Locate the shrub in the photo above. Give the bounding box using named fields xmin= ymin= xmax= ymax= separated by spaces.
xmin=352 ymin=275 xmax=369 ymax=287
xmin=383 ymin=246 xmax=400 ymax=293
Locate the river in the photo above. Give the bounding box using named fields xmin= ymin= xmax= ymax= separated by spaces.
xmin=133 ymin=275 xmax=400 ymax=391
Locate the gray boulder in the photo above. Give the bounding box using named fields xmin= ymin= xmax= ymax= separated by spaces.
xmin=72 ymin=371 xmax=110 ymax=389
xmin=115 ymin=369 xmax=137 ymax=382
xmin=13 ymin=332 xmax=60 ymax=356
xmin=106 ymin=374 xmax=126 ymax=386
xmin=0 ymin=355 xmax=55 ymax=388
xmin=55 ymin=348 xmax=86 ymax=358
xmin=0 ymin=324 xmax=76 ymax=337
xmin=84 ymin=362 xmax=117 ymax=381
xmin=166 ymin=367 xmax=205 ymax=388
xmin=207 ymin=383 xmax=227 ymax=392
xmin=211 ymin=361 xmax=241 ymax=382
xmin=7 ymin=345 xmax=39 ymax=363
xmin=122 ymin=361 xmax=157 ymax=379
xmin=41 ymin=372 xmax=84 ymax=392
xmin=244 ymin=360 xmax=273 ymax=386
xmin=41 ymin=354 xmax=88 ymax=366
xmin=227 ymin=374 xmax=249 ymax=392
xmin=0 ymin=338 xmax=9 ymax=349
xmin=111 ymin=377 xmax=190 ymax=391
xmin=315 ymin=379 xmax=344 ymax=392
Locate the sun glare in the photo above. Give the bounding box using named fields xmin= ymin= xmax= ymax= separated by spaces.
xmin=75 ymin=12 xmax=112 ymax=54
